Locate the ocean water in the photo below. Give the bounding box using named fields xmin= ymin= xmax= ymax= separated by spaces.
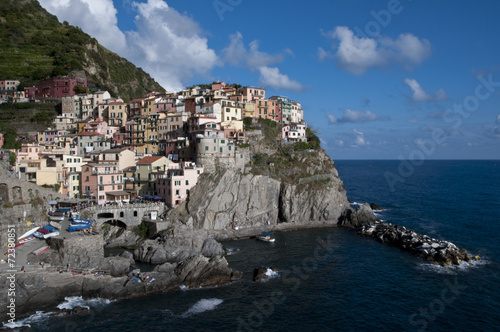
xmin=6 ymin=160 xmax=500 ymax=331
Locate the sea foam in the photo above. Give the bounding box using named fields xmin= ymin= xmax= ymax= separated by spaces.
xmin=180 ymin=298 xmax=224 ymax=318
xmin=57 ymin=296 xmax=113 ymax=310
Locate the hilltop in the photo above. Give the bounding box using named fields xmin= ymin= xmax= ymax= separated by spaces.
xmin=0 ymin=0 xmax=164 ymax=101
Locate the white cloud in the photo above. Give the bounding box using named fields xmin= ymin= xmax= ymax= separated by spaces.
xmin=352 ymin=129 xmax=368 ymax=147
xmin=39 ymin=0 xmax=218 ymax=91
xmin=222 ymin=32 xmax=303 ymax=92
xmin=328 ymin=109 xmax=388 ymax=124
xmin=258 ymin=66 xmax=304 ymax=92
xmin=321 ymin=26 xmax=431 ymax=74
xmin=39 ymin=0 xmax=127 ymax=52
xmin=404 ymin=78 xmax=447 ymax=102
xmin=317 ymin=47 xmax=334 ymax=61
xmin=222 ymin=32 xmax=283 ymax=69
xmin=496 ymin=114 xmax=500 ymax=124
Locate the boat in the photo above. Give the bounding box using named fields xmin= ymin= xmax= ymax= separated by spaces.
xmin=18 ymin=227 xmax=39 ymax=240
xmin=71 ymin=218 xmax=93 ymax=224
xmin=256 ymin=232 xmax=275 ymax=243
xmin=49 ymin=214 xmax=65 ymax=221
xmin=49 ymin=221 xmax=61 ymax=229
xmin=33 ymin=227 xmax=50 ymax=239
xmin=19 ymin=235 xmax=35 ymax=244
xmin=33 ymin=246 xmax=49 ymax=255
xmin=43 ymin=231 xmax=59 ymax=239
xmin=67 ymin=222 xmax=92 ymax=232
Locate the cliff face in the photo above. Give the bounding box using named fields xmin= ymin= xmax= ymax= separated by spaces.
xmin=170 ymin=148 xmax=350 ymax=232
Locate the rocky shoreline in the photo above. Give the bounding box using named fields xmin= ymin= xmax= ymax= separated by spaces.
xmin=359 ymin=221 xmax=480 ymax=266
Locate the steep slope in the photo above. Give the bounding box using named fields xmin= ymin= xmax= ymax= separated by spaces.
xmin=167 ymin=120 xmax=353 ymax=235
xmin=0 ymin=0 xmax=164 ymax=101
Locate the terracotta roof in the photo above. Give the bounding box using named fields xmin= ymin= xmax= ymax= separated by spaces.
xmin=137 ymin=156 xmax=164 ymax=164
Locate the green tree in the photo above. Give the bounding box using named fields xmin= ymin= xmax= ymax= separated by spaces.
xmin=306 ymin=127 xmax=321 ymax=150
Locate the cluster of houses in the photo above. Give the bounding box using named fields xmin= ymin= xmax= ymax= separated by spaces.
xmin=2 ymin=79 xmax=308 ymax=207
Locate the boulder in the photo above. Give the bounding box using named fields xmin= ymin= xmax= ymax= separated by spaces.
xmin=201 ymin=237 xmax=225 ymax=257
xmin=370 ymin=203 xmax=383 ymax=211
xmin=253 ymin=267 xmax=271 ymax=282
xmin=105 ymin=256 xmax=132 ymax=277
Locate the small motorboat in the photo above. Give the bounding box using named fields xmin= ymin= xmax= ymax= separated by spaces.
xmin=49 ymin=214 xmax=65 ymax=221
xmin=256 ymin=232 xmax=275 ymax=243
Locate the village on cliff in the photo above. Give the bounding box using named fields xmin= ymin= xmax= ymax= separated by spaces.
xmin=0 ymin=77 xmax=309 ymax=207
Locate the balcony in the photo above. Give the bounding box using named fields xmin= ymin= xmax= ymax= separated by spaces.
xmin=99 ymin=180 xmax=123 ymax=185
xmin=92 ymin=170 xmax=122 ymax=175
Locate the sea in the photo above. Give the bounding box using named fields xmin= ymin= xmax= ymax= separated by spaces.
xmin=4 ymin=160 xmax=500 ymax=331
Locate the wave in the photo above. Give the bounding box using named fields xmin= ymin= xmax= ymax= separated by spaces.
xmin=226 ymin=248 xmax=240 ymax=255
xmin=417 ymin=257 xmax=489 ymax=274
xmin=57 ymin=296 xmax=113 ymax=310
xmin=265 ymin=268 xmax=279 ymax=279
xmin=2 ymin=311 xmax=53 ymax=330
xmin=179 ymin=298 xmax=224 ymax=318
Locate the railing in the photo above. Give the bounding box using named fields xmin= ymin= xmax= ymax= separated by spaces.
xmin=92 ymin=170 xmax=122 ymax=175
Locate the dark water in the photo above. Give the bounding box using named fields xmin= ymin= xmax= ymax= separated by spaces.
xmin=9 ymin=160 xmax=500 ymax=331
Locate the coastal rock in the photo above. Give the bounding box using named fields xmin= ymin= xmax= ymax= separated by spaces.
xmin=0 ymin=254 xmax=241 ymax=318
xmin=178 ymin=164 xmax=349 ymax=232
xmin=337 ymin=203 xmax=376 ymax=228
xmin=358 ymin=222 xmax=473 ymax=266
xmin=133 ymin=224 xmax=219 ymax=264
xmin=370 ymin=203 xmax=383 ymax=211
xmin=104 ymin=226 xmax=143 ymax=249
xmin=200 ymin=237 xmax=226 ymax=257
xmin=104 ymin=256 xmax=132 ymax=277
xmin=253 ymin=267 xmax=269 ymax=282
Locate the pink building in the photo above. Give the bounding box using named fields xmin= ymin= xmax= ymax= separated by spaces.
xmin=81 ymin=163 xmax=125 ymax=204
xmin=34 ymin=76 xmax=88 ymax=99
xmin=156 ymin=162 xmax=203 ymax=207
xmin=282 ymin=123 xmax=307 ymax=142
xmin=240 ymin=87 xmax=265 ymax=101
xmin=0 ymin=80 xmax=20 ymax=91
xmin=0 ymin=133 xmax=4 ymax=149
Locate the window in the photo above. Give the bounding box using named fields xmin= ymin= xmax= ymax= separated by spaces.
xmin=185 ymin=180 xmax=189 ymax=185
xmin=205 ymin=146 xmax=208 ymax=151
xmin=175 ymin=189 xmax=179 ymax=195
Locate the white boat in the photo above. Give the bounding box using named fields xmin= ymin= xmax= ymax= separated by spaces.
xmin=43 ymin=231 xmax=59 ymax=239
xmin=49 ymin=221 xmax=61 ymax=229
xmin=18 ymin=227 xmax=39 ymax=240
xmin=257 ymin=232 xmax=275 ymax=243
xmin=49 ymin=215 xmax=65 ymax=221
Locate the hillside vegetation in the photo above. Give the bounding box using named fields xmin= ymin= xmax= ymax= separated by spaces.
xmin=0 ymin=0 xmax=164 ymax=101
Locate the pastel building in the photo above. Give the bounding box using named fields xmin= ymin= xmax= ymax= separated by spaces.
xmin=156 ymin=162 xmax=204 ymax=207
xmin=240 ymin=87 xmax=265 ymax=101
xmin=34 ymin=76 xmax=87 ymax=99
xmin=81 ymin=163 xmax=124 ymax=204
xmin=221 ymin=99 xmax=242 ymax=121
xmin=135 ymin=156 xmax=172 ymax=196
xmin=61 ymin=154 xmax=85 ymax=198
xmin=282 ymin=123 xmax=307 ymax=142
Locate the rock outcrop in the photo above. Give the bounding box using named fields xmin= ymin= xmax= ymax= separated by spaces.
xmin=359 ymin=222 xmax=476 ymax=266
xmin=133 ymin=223 xmax=224 ymax=264
xmin=337 ymin=203 xmax=377 ymax=228
xmin=0 ymin=254 xmax=240 ymax=318
xmin=176 ymin=153 xmax=350 ymax=233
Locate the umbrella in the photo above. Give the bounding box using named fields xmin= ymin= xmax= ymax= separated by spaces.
xmin=153 ymin=196 xmax=163 ymax=200
xmin=144 ymin=195 xmax=153 ymax=199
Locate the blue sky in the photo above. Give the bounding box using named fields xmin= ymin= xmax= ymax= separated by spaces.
xmin=38 ymin=0 xmax=500 ymax=159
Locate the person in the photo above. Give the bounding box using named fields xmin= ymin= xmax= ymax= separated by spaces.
xmin=40 ymin=261 xmax=44 ymax=268
xmin=0 ymin=151 xmax=4 ymax=160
